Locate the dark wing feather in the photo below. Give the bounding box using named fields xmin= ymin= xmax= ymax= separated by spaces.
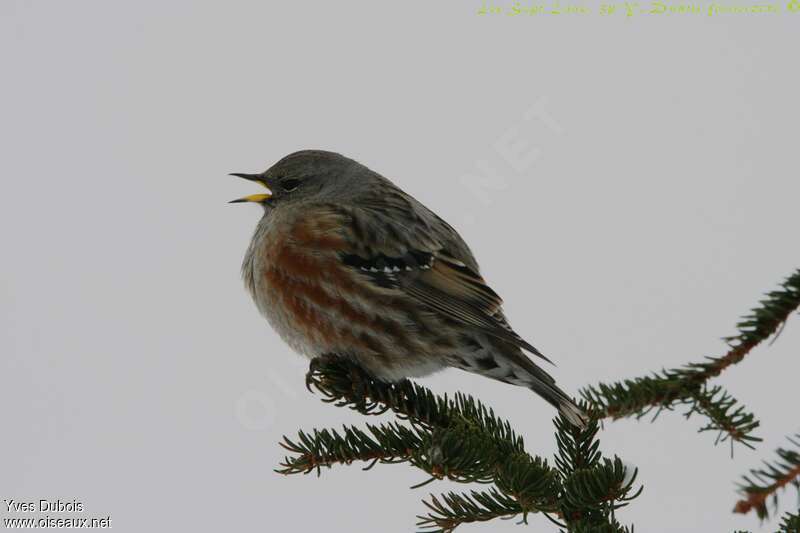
xmin=401 ymin=255 xmax=552 ymax=363
xmin=336 ymin=201 xmax=551 ymax=364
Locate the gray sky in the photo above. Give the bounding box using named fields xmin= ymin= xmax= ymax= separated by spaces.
xmin=2 ymin=1 xmax=799 ymax=531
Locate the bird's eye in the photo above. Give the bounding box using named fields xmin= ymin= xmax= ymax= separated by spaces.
xmin=281 ymin=178 xmax=301 ymax=192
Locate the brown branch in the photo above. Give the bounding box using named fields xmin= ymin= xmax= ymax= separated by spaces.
xmin=701 ymin=269 xmax=800 ymax=379
xmin=689 ymin=335 xmax=781 ymax=384
xmin=689 ymin=388 xmax=750 ymax=444
xmin=733 ymin=463 xmax=800 ymax=516
xmin=276 ymin=431 xmax=415 ymax=475
xmin=584 ymin=269 xmax=800 ymax=433
xmin=278 ymin=447 xmax=399 ymax=474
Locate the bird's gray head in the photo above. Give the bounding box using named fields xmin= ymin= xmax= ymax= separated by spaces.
xmin=229 ymin=150 xmax=368 ymax=209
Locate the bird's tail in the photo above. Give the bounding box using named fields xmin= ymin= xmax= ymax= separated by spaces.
xmin=527 ymin=377 xmax=589 ymax=429
xmin=557 ymin=397 xmax=590 ymax=429
xmin=451 ymin=337 xmax=589 ymax=429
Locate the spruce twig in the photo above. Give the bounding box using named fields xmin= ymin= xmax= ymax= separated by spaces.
xmin=283 ymin=356 xmax=640 ymax=531
xmin=734 ymin=434 xmax=800 ymax=519
xmin=687 ymin=386 xmax=761 ymax=451
xmin=582 ymin=268 xmax=800 ymax=446
xmin=277 ymin=423 xmax=421 ymax=475
xmin=777 ymin=509 xmax=800 ymax=532
xmin=554 ymin=416 xmax=641 ymax=529
xmin=416 ymin=488 xmax=524 ymax=532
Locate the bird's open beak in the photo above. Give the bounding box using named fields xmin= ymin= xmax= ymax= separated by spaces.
xmin=229 ymin=173 xmax=273 ymax=204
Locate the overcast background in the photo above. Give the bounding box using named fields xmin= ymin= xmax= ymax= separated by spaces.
xmin=2 ymin=1 xmax=799 ymax=532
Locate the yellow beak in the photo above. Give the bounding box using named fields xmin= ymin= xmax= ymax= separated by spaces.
xmin=229 ymin=173 xmax=272 ymax=204
xmin=229 ymin=193 xmax=272 ymax=204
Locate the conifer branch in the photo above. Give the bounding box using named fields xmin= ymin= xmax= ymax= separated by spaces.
xmin=414 ymin=417 xmax=641 ymax=532
xmin=582 ymin=268 xmax=800 ymax=446
xmin=734 ymin=433 xmax=800 ymax=519
xmin=292 ymin=355 xmax=560 ymax=495
xmin=777 ymin=509 xmax=800 ymax=532
xmin=277 ymin=423 xmax=421 ymax=475
xmin=303 ymin=355 xmax=525 ymax=447
xmin=298 ymin=355 xmax=534 ymax=483
xmin=687 ymin=386 xmax=761 ymax=449
xmin=283 ymin=356 xmax=640 ymax=531
xmin=554 ymin=417 xmax=642 ymax=528
xmin=416 ymin=488 xmax=525 ymax=532
xmin=701 ymin=268 xmax=800 ymax=378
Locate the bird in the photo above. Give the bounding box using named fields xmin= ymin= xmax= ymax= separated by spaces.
xmin=230 ymin=150 xmax=587 ymax=427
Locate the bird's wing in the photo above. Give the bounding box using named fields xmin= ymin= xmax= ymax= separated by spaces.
xmin=336 ymin=200 xmax=552 ymax=364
